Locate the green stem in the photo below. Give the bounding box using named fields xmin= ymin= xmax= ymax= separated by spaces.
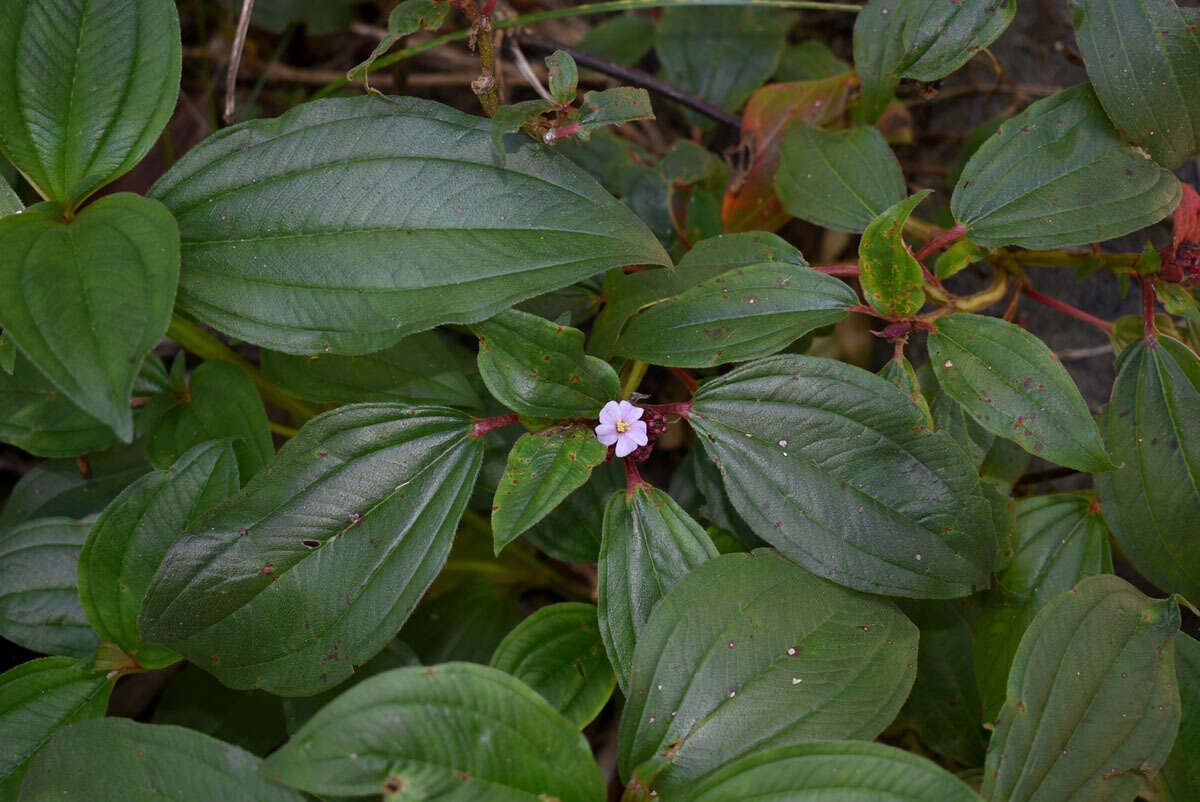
xmin=313 ymin=0 xmax=862 ymax=99
xmin=991 ymin=249 xmax=1139 ymax=271
xmin=458 ymin=509 xmax=591 ymax=601
xmin=166 ymin=314 xmax=320 ymax=421
xmin=620 ymin=359 xmax=649 ymax=399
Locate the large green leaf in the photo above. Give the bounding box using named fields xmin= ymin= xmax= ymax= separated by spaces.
xmin=139 ymin=404 xmax=483 ymax=695
xmin=0 ymin=518 xmax=98 ymax=658
xmin=152 ymin=664 xmax=287 ymax=757
xmin=1160 ymin=634 xmax=1200 ymax=801
xmin=853 ymin=0 xmax=910 ymax=123
xmin=612 ymin=260 xmax=854 ymax=367
xmin=1095 ymin=337 xmax=1200 ymax=602
xmin=1071 ymin=0 xmax=1200 ymax=170
xmin=0 ymin=195 xmax=179 ymax=441
xmin=17 ymin=718 xmax=302 ymax=801
xmin=0 ymin=350 xmax=120 ymax=457
xmin=490 ymin=602 xmax=616 ymax=728
xmin=403 ymin=581 xmax=523 ymax=666
xmin=145 ymin=361 xmax=272 ymax=481
xmin=261 ymin=330 xmax=480 ymax=408
xmin=523 ymin=460 xmax=624 ymax=563
xmin=898 ymin=0 xmax=1016 ymax=82
xmin=281 ymin=640 xmax=420 ymax=735
xmin=0 ymin=442 xmax=149 ymax=528
xmin=0 ymin=657 xmax=112 ymax=797
xmin=983 ymin=575 xmax=1181 ymax=802
xmin=951 ymin=84 xmax=1181 ymax=248
xmin=261 ymin=663 xmax=605 ymax=801
xmin=474 ymin=309 xmax=619 ymax=419
xmin=655 ymin=6 xmax=790 ymax=129
xmin=858 ymin=191 xmax=930 ymax=317
xmin=590 ymin=231 xmax=804 ymax=358
xmin=689 ymin=355 xmax=994 ymax=598
xmin=619 ymin=550 xmax=918 ymax=793
xmin=775 ymin=123 xmax=908 ymax=233
xmin=599 ymin=486 xmax=718 ymax=692
xmin=78 ymin=440 xmax=240 ymax=670
xmin=928 ymin=313 xmax=1112 ymax=472
xmin=974 ymin=493 xmax=1112 ymax=720
xmin=149 ymin=96 xmax=669 ymax=356
xmin=492 ymin=428 xmax=607 ymax=553
xmin=897 ymin=599 xmax=986 ymax=766
xmin=0 ymin=0 xmax=181 ymax=207
xmin=663 ymin=742 xmax=983 ymax=802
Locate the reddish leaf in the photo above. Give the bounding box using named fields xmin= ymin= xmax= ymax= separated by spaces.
xmin=1174 ymin=182 xmax=1200 ymax=249
xmin=722 ymin=75 xmax=855 ymax=233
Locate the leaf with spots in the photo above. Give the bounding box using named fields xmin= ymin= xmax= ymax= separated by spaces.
xmin=599 ymin=486 xmax=718 ymax=692
xmin=78 ymin=440 xmax=241 ymax=671
xmin=690 ymin=355 xmax=995 ymax=598
xmin=951 ymin=84 xmax=1181 ymax=249
xmin=928 ymin=313 xmax=1112 ymax=472
xmin=474 ymin=309 xmax=620 ymax=419
xmin=1095 ymin=336 xmax=1200 ymax=603
xmin=492 ymin=428 xmax=607 ymax=554
xmin=858 ymin=191 xmax=930 ymax=318
xmin=261 ymin=663 xmax=606 ymax=801
xmin=775 ymin=123 xmax=908 ymax=234
xmin=897 ymin=0 xmax=1017 ymax=82
xmin=138 ymin=404 xmax=482 ymax=696
xmin=0 ymin=657 xmax=113 ymax=799
xmin=983 ymin=574 xmax=1181 ymax=802
xmin=612 ymin=260 xmax=855 ymax=367
xmin=1071 ymin=0 xmax=1200 ymax=170
xmin=490 ymin=602 xmax=616 ymax=728
xmin=618 ymin=550 xmax=918 ymax=795
xmin=17 ymin=718 xmax=303 ymax=802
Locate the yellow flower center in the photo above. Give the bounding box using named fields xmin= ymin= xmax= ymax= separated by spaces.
xmin=616 ymin=420 xmax=630 ymax=433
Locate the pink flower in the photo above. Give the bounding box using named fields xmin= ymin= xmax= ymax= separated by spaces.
xmin=595 ymin=400 xmax=648 ymax=458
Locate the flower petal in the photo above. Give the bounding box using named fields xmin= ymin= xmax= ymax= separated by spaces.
xmin=629 ymin=420 xmax=649 ymax=446
xmin=616 ymin=400 xmax=636 ymax=419
xmin=626 ymin=405 xmax=645 ymax=421
xmin=614 ymin=435 xmax=637 ymax=458
xmin=595 ymin=423 xmax=619 ymax=445
xmin=598 ymin=400 xmax=621 ymax=426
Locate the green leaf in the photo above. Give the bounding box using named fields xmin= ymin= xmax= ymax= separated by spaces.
xmin=881 ymin=355 xmax=934 ymax=430
xmin=590 ymin=231 xmax=804 ymax=358
xmin=0 ymin=0 xmax=180 ymax=207
xmin=0 ymin=180 xmax=22 ymax=217
xmin=474 ymin=309 xmax=620 ymax=419
xmin=17 ymin=718 xmax=303 ymax=802
xmin=599 ymin=486 xmax=718 ymax=691
xmin=852 ymin=0 xmax=910 ymax=123
xmin=0 ymin=195 xmax=179 ymax=441
xmin=547 ymin=50 xmax=579 ymax=106
xmin=139 ymin=404 xmax=483 ymax=696
xmin=928 ymin=313 xmax=1113 ymax=472
xmin=261 ymin=330 xmax=480 ymax=408
xmin=579 ymin=14 xmax=655 ymax=67
xmin=1071 ymin=0 xmax=1200 ymax=169
xmin=490 ymin=602 xmax=616 ymax=728
xmin=858 ymin=191 xmax=930 ymax=318
xmin=898 ymin=0 xmax=1017 ymax=82
xmin=934 ymin=239 xmax=989 ymax=280
xmin=262 ymin=663 xmax=606 ymax=800
xmin=974 ymin=493 xmax=1113 ymax=719
xmin=775 ymin=124 xmax=908 ymax=233
xmin=951 ymin=84 xmax=1182 ymax=249
xmin=774 ymin=41 xmax=851 ymax=81
xmin=655 ymin=6 xmax=790 ymax=129
xmin=896 ymin=599 xmax=986 ymax=766
xmin=1095 ymin=337 xmax=1200 ymax=602
xmin=523 ymin=460 xmax=623 ymax=563
xmin=576 ymin=87 xmax=655 ymax=134
xmin=145 ymin=361 xmax=272 ymax=481
xmin=0 ymin=657 xmax=112 ymax=797
xmin=983 ymin=575 xmax=1181 ymax=802
xmin=613 ymin=261 xmax=855 ymax=367
xmin=152 ymin=663 xmax=286 ymax=756
xmin=346 ymin=0 xmax=449 ymax=83
xmin=0 ymin=350 xmax=120 ymax=458
xmin=665 ymin=742 xmax=983 ymax=802
xmin=618 ymin=550 xmax=918 ymax=793
xmin=490 ymin=99 xmax=557 ymax=156
xmin=689 ymin=355 xmax=994 ymax=598
xmin=1160 ymin=634 xmax=1200 ymax=801
xmin=0 ymin=442 xmax=149 ymax=528
xmin=0 ymin=518 xmax=98 ymax=658
xmin=403 ymin=581 xmax=523 ymax=666
xmin=78 ymin=440 xmax=240 ymax=670
xmin=149 ymin=96 xmax=669 ymax=355
xmin=493 ymin=428 xmax=607 ymax=553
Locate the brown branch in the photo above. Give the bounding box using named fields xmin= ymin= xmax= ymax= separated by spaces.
xmin=224 ymin=0 xmax=256 ymax=123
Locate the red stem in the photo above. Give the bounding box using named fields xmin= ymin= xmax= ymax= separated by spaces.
xmin=914 ymin=223 xmax=968 ymax=263
xmin=624 ymin=457 xmax=651 ymax=496
xmin=815 ymin=264 xmax=860 ymax=277
xmin=645 ymin=401 xmax=693 ymax=418
xmin=846 ymin=304 xmax=896 ymax=322
xmin=668 ymin=367 xmax=699 ymax=394
xmin=1021 ymin=286 xmax=1113 ymax=334
xmin=470 ymin=413 xmax=520 ymax=438
xmin=482 ymin=0 xmax=496 ymax=16
xmin=1142 ymin=277 xmax=1159 ymax=347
